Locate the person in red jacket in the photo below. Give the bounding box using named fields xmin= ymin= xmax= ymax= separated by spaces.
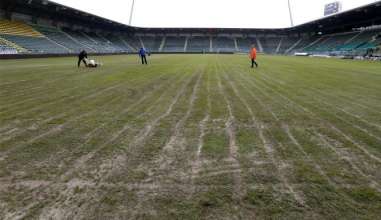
xmin=250 ymin=45 xmax=258 ymax=68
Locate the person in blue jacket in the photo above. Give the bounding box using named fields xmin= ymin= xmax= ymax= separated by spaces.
xmin=139 ymin=48 xmax=148 ymax=65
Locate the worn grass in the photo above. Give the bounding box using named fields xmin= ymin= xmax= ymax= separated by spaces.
xmin=0 ymin=54 xmax=380 ymax=219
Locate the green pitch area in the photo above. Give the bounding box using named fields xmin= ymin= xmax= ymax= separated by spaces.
xmin=1 ymin=54 xmax=380 ymax=219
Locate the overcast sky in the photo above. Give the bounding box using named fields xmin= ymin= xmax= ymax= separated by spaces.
xmin=52 ymin=0 xmax=378 ymax=28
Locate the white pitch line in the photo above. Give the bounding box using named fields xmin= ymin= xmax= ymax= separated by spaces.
xmin=60 ymin=72 xmax=188 ymax=180
xmin=0 ymin=70 xmax=84 ymax=100
xmin=127 ymin=73 xmax=195 ymax=151
xmin=0 ymin=84 xmax=122 ymax=143
xmin=215 ymin=63 xmax=244 ymax=205
xmin=0 ymin=69 xmax=176 ymax=158
xmin=315 ymin=131 xmax=381 ymax=193
xmin=163 ymin=72 xmax=202 ymax=152
xmin=145 ymin=69 xmax=203 ymax=195
xmin=284 ymin=125 xmax=336 ymax=186
xmin=257 ymin=72 xmax=381 ymax=132
xmin=310 ymin=95 xmax=381 ymax=131
xmin=265 ymin=75 xmax=381 ymax=115
xmin=245 ymin=67 xmax=381 ymax=164
xmin=26 ymin=70 xmax=189 ymax=218
xmin=0 ymin=85 xmax=82 ymax=114
xmin=329 ymin=125 xmax=381 ymax=164
xmin=235 ymin=72 xmax=280 ymax=122
xmin=102 ymin=73 xmax=196 ymax=219
xmin=225 ymin=71 xmax=305 ymax=206
xmin=191 ymin=72 xmax=211 ymax=187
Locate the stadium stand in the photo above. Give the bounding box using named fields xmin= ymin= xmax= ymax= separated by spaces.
xmin=372 ymin=45 xmax=381 ymax=57
xmin=278 ymin=37 xmax=299 ymax=54
xmin=349 ymin=30 xmax=381 ymax=54
xmin=304 ymin=32 xmax=357 ymax=54
xmin=213 ymin=37 xmax=235 ymax=53
xmin=260 ymin=37 xmax=281 ymax=54
xmin=188 ymin=36 xmax=210 ymax=52
xmin=0 ymin=35 xmax=25 ymax=53
xmin=303 ymin=36 xmax=330 ymax=53
xmin=104 ymin=35 xmax=131 ymax=52
xmin=236 ymin=37 xmax=257 ymax=52
xmin=33 ymin=25 xmax=83 ymax=53
xmin=140 ymin=36 xmax=163 ymax=52
xmin=86 ymin=32 xmax=124 ymax=53
xmin=0 ymin=40 xmax=18 ymax=54
xmin=62 ymin=29 xmax=98 ymax=52
xmin=1 ymin=16 xmax=380 ymax=56
xmin=123 ymin=35 xmax=142 ymax=51
xmin=0 ymin=20 xmax=43 ymax=37
xmin=0 ymin=34 xmax=69 ymax=54
xmin=297 ymin=29 xmax=381 ymax=55
xmin=1 ymin=1 xmax=381 ymax=57
xmin=0 ymin=20 xmax=65 ymax=54
xmin=290 ymin=36 xmax=319 ymax=54
xmin=163 ymin=36 xmax=186 ymax=52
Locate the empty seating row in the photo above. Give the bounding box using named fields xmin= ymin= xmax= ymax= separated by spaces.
xmin=1 ymin=20 xmax=379 ymax=55
xmin=188 ymin=37 xmax=210 ymax=52
xmin=34 ymin=25 xmax=84 ymax=53
xmin=36 ymin=25 xmax=130 ymax=53
xmin=306 ymin=32 xmax=357 ymax=53
xmin=0 ymin=34 xmax=68 ymax=54
xmin=123 ymin=36 xmax=142 ymax=51
xmin=0 ymin=43 xmax=18 ymax=54
xmin=278 ymin=37 xmax=299 ymax=54
xmin=301 ymin=30 xmax=381 ymax=55
xmin=0 ymin=20 xmax=43 ymax=37
xmin=163 ymin=37 xmax=185 ymax=52
xmin=140 ymin=36 xmax=162 ymax=52
xmin=260 ymin=37 xmax=281 ymax=54
xmin=213 ymin=37 xmax=235 ymax=52
xmin=62 ymin=29 xmax=98 ymax=52
xmin=291 ymin=36 xmax=320 ymax=53
xmin=105 ymin=35 xmax=131 ymax=52
xmin=85 ymin=32 xmax=124 ymax=53
xmin=236 ymin=37 xmax=257 ymax=52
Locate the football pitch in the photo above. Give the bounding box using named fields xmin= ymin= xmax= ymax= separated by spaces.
xmin=0 ymin=54 xmax=380 ymax=219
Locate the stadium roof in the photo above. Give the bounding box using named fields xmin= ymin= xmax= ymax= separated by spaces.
xmin=290 ymin=1 xmax=381 ymax=33
xmin=1 ymin=0 xmax=381 ymax=35
xmin=0 ymin=0 xmax=134 ymax=31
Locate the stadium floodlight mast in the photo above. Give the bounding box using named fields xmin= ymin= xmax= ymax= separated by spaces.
xmin=288 ymin=0 xmax=294 ymax=27
xmin=129 ymin=0 xmax=136 ymax=26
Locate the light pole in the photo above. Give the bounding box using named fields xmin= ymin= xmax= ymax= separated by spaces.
xmin=288 ymin=0 xmax=294 ymax=27
xmin=129 ymin=0 xmax=136 ymax=26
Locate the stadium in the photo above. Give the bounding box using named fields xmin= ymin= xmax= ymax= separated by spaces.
xmin=0 ymin=0 xmax=381 ymax=219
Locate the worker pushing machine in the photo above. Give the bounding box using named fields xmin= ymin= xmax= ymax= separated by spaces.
xmin=77 ymin=50 xmax=102 ymax=68
xmin=78 ymin=50 xmax=88 ymax=67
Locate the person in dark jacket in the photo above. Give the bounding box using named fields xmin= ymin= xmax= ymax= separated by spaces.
xmin=78 ymin=50 xmax=88 ymax=67
xmin=139 ymin=48 xmax=148 ymax=65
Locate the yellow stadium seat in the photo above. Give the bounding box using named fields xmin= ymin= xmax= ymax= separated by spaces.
xmin=0 ymin=20 xmax=44 ymax=37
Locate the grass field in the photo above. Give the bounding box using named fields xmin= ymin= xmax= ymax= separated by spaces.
xmin=0 ymin=54 xmax=381 ymax=219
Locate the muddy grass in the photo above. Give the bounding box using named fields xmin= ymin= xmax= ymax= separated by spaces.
xmin=0 ymin=54 xmax=380 ymax=219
